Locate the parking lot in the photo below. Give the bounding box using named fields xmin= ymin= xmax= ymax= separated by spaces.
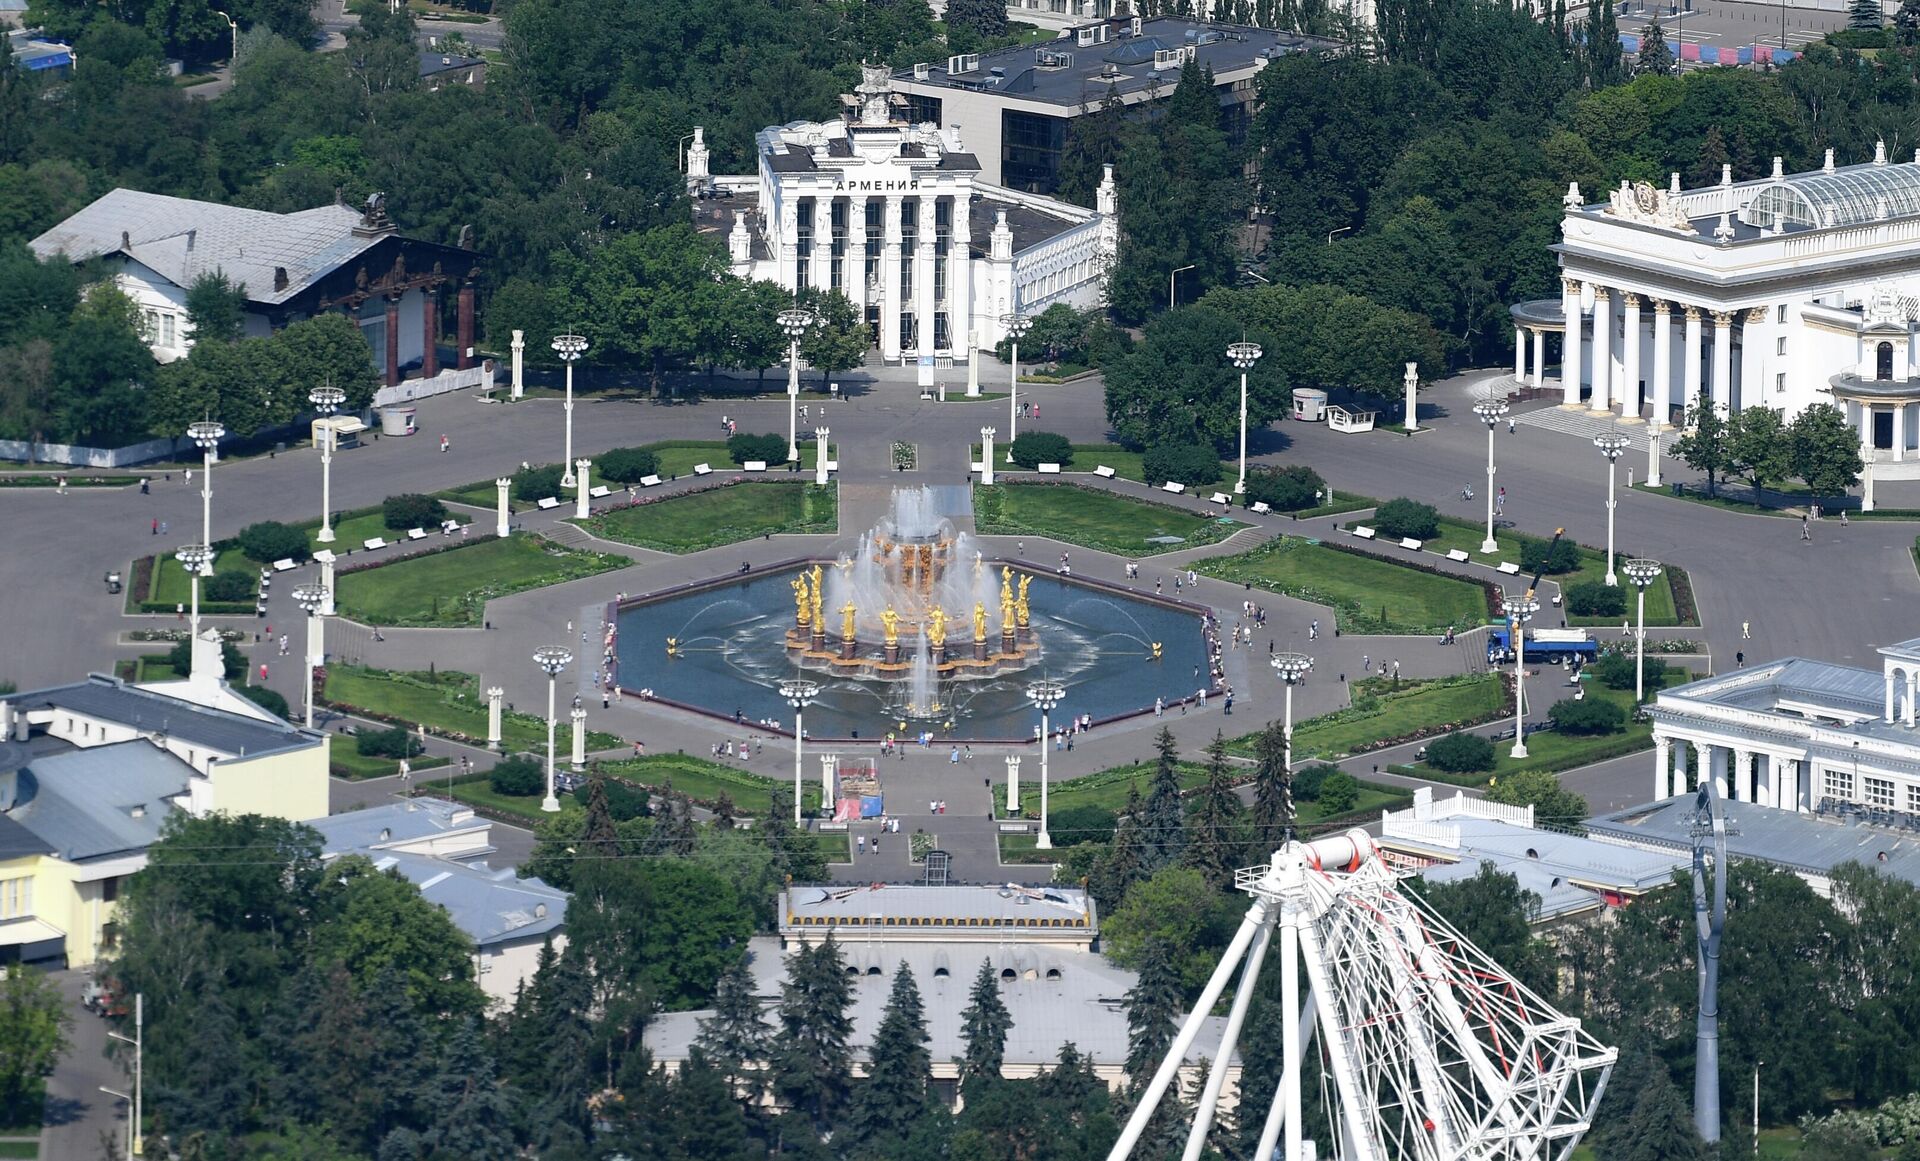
xmin=1612 ymin=0 xmax=1851 ymax=57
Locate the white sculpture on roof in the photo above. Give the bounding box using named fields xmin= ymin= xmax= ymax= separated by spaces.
xmin=1605 ymin=179 xmax=1696 ymax=234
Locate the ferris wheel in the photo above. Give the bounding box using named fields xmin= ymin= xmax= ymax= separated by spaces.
xmin=1110 ymin=830 xmax=1617 ymax=1161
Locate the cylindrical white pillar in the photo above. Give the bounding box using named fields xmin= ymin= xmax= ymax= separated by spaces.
xmin=570 ymin=705 xmax=587 ymax=771
xmin=320 ymin=556 xmax=336 ymax=616
xmin=496 ymin=477 xmax=511 ymax=538
xmin=820 ymin=752 xmax=836 ymax=819
xmin=1562 ymin=278 xmax=1584 ymax=407
xmin=787 ymin=337 xmax=803 ymax=462
xmin=317 ymin=428 xmax=335 ymax=543
xmin=574 ymin=458 xmax=592 ymax=520
xmin=510 ymin=329 xmax=525 ymax=399
xmin=1531 ymin=328 xmax=1546 ymax=389
xmin=1514 ymin=325 xmax=1526 ymax=380
xmin=1590 ymin=290 xmax=1613 ymax=413
xmin=815 ymin=427 xmax=831 ymax=486
xmin=1037 ymin=709 xmax=1052 ymax=849
xmin=967 ymin=329 xmax=981 ymax=396
xmin=980 ymin=427 xmax=995 ymax=486
xmin=1005 ymin=754 xmax=1021 ymax=814
xmin=486 ymin=686 xmax=504 ymax=751
xmin=1711 ymin=310 xmax=1733 ymax=413
xmin=1403 ymin=362 xmax=1419 ymax=433
xmin=561 ymin=360 xmax=577 ymax=487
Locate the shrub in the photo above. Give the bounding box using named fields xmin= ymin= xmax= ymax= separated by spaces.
xmin=1008 ymin=431 xmax=1073 ymax=469
xmin=489 ymin=755 xmax=544 ymax=796
xmin=237 ymin=520 xmax=309 ymax=564
xmin=1518 ymin=536 xmax=1581 ymax=575
xmin=1245 ymin=464 xmax=1325 ymax=511
xmin=382 ymin=492 xmax=448 ymax=531
xmin=1318 ymin=771 xmax=1360 ymax=814
xmin=1048 ymin=803 xmax=1117 ymax=843
xmin=165 ymin=638 xmax=245 ymax=678
xmin=1143 ymin=443 xmax=1223 ymax=486
xmin=1594 ymin=651 xmax=1667 ymax=692
xmin=727 ymin=432 xmax=788 ymax=465
xmin=512 ymin=464 xmax=566 ymax=503
xmin=1373 ymin=498 xmax=1440 ymax=540
xmin=1547 ymin=697 xmax=1626 ymax=735
xmin=355 ymin=725 xmax=425 ymax=758
xmin=203 ymin=571 xmax=254 ymax=602
xmin=597 ymin=446 xmax=662 ymax=483
xmin=1425 ymin=731 xmax=1496 ymax=773
xmin=236 ymin=683 xmax=290 ymax=720
xmin=1565 ymin=581 xmax=1626 ymax=618
xmin=1292 ymin=763 xmax=1340 ymax=801
xmin=572 ymin=777 xmax=650 ymax=820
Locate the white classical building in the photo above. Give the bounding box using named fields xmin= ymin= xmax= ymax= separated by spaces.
xmin=1646 ymin=639 xmax=1920 ymax=819
xmin=1511 ymin=146 xmax=1920 ymax=506
xmin=689 ymin=67 xmax=1118 ymax=385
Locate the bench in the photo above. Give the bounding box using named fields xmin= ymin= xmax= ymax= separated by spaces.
xmin=1497 ymin=561 xmax=1521 ymax=575
xmin=362 ymin=537 xmax=388 ymax=551
xmin=997 ymin=822 xmax=1032 ymax=834
xmin=1250 ymin=501 xmax=1271 ymax=514
xmin=1210 ymin=492 xmax=1233 ymax=507
xmin=639 ymin=474 xmax=662 ymax=488
xmin=1038 ymin=463 xmax=1062 ymax=474
xmin=271 ymin=558 xmax=297 ymax=572
xmin=441 ymin=519 xmax=460 ymax=534
xmin=589 ymin=485 xmax=612 ymax=498
xmin=1351 ymin=526 xmax=1377 ymax=540
xmin=824 ymin=460 xmax=839 ymax=471
xmin=407 ymin=527 xmax=429 ymax=541
xmin=312 ymin=549 xmax=336 ymax=564
xmin=1399 ymin=537 xmax=1422 ymax=551
xmin=1445 ymin=549 xmax=1471 ymax=562
xmin=817 ymin=821 xmax=849 ymax=833
xmin=536 ymin=497 xmax=560 ymax=510
xmin=970 ymin=462 xmax=986 ymax=473
xmin=742 ymin=461 xmax=768 ymax=472
xmin=692 ymin=463 xmax=712 ymax=476
xmin=1162 ymin=482 xmax=1187 ymax=494
xmin=1094 ymin=465 xmax=1116 ymax=478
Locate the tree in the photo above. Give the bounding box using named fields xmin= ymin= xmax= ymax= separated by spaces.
xmin=568 ymin=856 xmax=751 ymax=1010
xmin=1124 ymin=939 xmax=1183 ymax=1084
xmin=1582 ymin=0 xmax=1624 ymax=87
xmin=0 ymin=966 xmax=69 ymax=1124
xmin=596 ymin=447 xmax=661 ymax=484
xmin=1790 ymin=402 xmax=1864 ymax=497
xmin=551 ymin=222 xmax=730 ymax=391
xmin=1595 ymin=650 xmax=1667 ymax=693
xmin=1547 ymin=696 xmax=1627 ymax=735
xmin=1672 ymin=395 xmax=1734 ymax=496
xmin=237 ymin=520 xmax=310 ymax=564
xmin=416 ymin=1018 xmax=518 ymax=1160
xmin=1374 ymin=497 xmax=1441 ymax=540
xmin=1245 ymin=464 xmax=1326 ymax=512
xmin=1486 ymin=768 xmax=1591 ymax=830
xmin=1318 ymin=770 xmax=1360 ymax=814
xmin=842 ymin=964 xmax=933 ymax=1148
xmin=1636 ymin=21 xmax=1674 ymax=75
xmin=1425 ymin=731 xmax=1496 ymax=773
xmin=795 ymin=286 xmax=870 ymax=389
xmin=1565 ymin=580 xmax=1627 ymax=617
xmin=958 ymin=959 xmax=1012 ymax=1086
xmin=695 ymin=957 xmax=772 ymax=1108
xmin=488 ymin=755 xmax=544 ymax=796
xmin=1851 ymin=0 xmax=1885 ymax=29
xmin=1250 ymin=721 xmax=1294 ymax=854
xmin=1103 ymin=865 xmax=1238 ymax=990
xmin=1414 ymin=861 xmax=1555 ymax=995
xmin=184 ymin=270 xmax=249 ymax=344
xmin=1008 ymin=431 xmax=1073 ymax=469
xmin=381 ymin=493 xmax=448 ymax=531
xmin=344 ymin=1 xmax=420 ymax=98
xmin=1728 ymin=404 xmax=1792 ymax=492
xmin=1103 ymin=305 xmax=1285 ymax=451
xmin=1139 ymin=728 xmax=1188 ymax=872
xmin=1142 ymin=443 xmax=1224 ymax=487
xmin=1601 ymin=1049 xmax=1706 ymax=1161
xmin=944 ymin=0 xmax=1006 ymax=40
xmin=313 ymin=857 xmax=487 ymax=1020
xmin=770 ymin=937 xmax=854 ymax=1134
xmin=1899 ymin=0 xmax=1920 ymax=44
xmin=1092 ymin=784 xmax=1148 ymax=912
xmin=1183 ymin=732 xmax=1245 ymax=890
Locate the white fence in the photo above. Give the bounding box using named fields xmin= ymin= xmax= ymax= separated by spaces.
xmin=0 ymin=434 xmax=181 ymax=468
xmin=372 ymin=361 xmax=496 ymax=408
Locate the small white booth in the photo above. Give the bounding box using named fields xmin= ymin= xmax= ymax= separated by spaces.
xmin=310 ymin=415 xmax=367 ymax=449
xmin=1292 ymin=388 xmax=1328 ymax=422
xmin=1327 ymin=404 xmax=1378 ymax=434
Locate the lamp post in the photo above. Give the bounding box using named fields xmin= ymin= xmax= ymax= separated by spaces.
xmin=778 ymin=308 xmax=816 ymax=463
xmin=1170 ymin=264 xmax=1195 ymax=310
xmin=175 ymin=545 xmax=210 ymax=643
xmin=551 ymin=333 xmax=589 ymax=486
xmin=187 ymin=420 xmax=225 ymax=575
xmin=1003 ymin=312 xmax=1031 ymax=456
xmin=1624 ymin=558 xmax=1664 ymax=703
xmin=780 ymin=678 xmax=821 ymax=825
xmin=292 ymin=583 xmax=329 ymax=729
xmin=104 ymin=993 xmax=142 ymax=1157
xmin=1028 ymin=679 xmax=1065 ymax=848
xmin=1270 ymin=653 xmax=1313 ymax=835
xmin=533 ymin=645 xmax=574 ymax=812
xmin=1596 ymin=429 xmax=1631 ymax=585
xmin=1473 ymin=394 xmax=1509 ymax=554
xmin=1505 ymin=593 xmax=1540 ymax=759
xmin=1227 ymin=340 xmax=1263 ymax=494
xmin=308 ymin=385 xmax=345 ymax=542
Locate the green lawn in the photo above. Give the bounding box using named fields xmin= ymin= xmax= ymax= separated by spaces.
xmin=329 ymin=748 xmax=451 ymax=780
xmin=321 ymin=665 xmax=624 ymax=752
xmin=1573 ymin=1127 xmax=1807 ymax=1161
xmin=1197 ymin=538 xmax=1491 ymax=635
xmin=1069 ymin=445 xmax=1148 ymax=481
xmin=1023 ymin=765 xmax=1407 ymax=849
xmin=0 ymin=1140 xmax=38 ymax=1158
xmin=1419 ymin=517 xmax=1686 ymax=625
xmin=448 ymin=766 xmax=822 ymax=822
xmin=581 ymin=483 xmax=836 ymax=553
xmin=438 ymin=480 xmax=526 ymax=513
xmin=1394 ymin=671 xmax=1685 ymax=786
xmin=0 ymin=474 xmax=139 ymax=487
xmin=974 ymin=482 xmax=1245 ymax=556
xmin=332 ymin=534 xmax=625 ymax=627
xmin=1277 ymin=674 xmax=1508 ymax=763
xmin=134 ymin=547 xmax=259 ymax=614
xmin=308 ymin=509 xmax=394 ymax=554
xmin=589 ymin=753 xmax=782 ymax=808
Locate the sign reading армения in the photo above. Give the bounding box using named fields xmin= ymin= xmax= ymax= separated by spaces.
xmin=831 ymin=178 xmax=923 ymax=192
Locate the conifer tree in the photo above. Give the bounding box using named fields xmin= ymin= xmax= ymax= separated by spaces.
xmin=581 ymin=776 xmax=619 ymax=857
xmin=958 ymin=959 xmax=1013 ymax=1085
xmin=1124 ymin=939 xmax=1184 ymax=1084
xmin=417 ymin=1017 xmax=518 ymax=1160
xmin=842 ymin=964 xmax=933 ymax=1147
xmin=1636 ymin=20 xmax=1674 ymax=74
xmin=770 ymin=937 xmax=855 ymax=1134
xmin=1094 ymin=783 xmax=1148 ymax=911
xmin=696 ymin=957 xmax=773 ymax=1109
xmin=665 ymin=1050 xmax=762 ymax=1160
xmin=1250 ymin=719 xmax=1293 ymax=856
xmin=1140 ymin=727 xmax=1188 ymax=872
xmin=1183 ymin=731 xmax=1246 ymax=890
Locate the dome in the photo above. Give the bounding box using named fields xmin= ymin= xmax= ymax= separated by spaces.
xmin=1743 ymin=163 xmax=1920 ymax=230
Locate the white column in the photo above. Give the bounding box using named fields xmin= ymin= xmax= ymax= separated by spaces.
xmin=1897 ymin=403 xmax=1907 ymax=464
xmin=1531 ymin=328 xmax=1546 ymax=389
xmin=510 ymin=330 xmax=525 ymax=400
xmin=1733 ymin=748 xmax=1752 ymax=802
xmin=777 ymin=197 xmax=800 ymax=292
xmin=814 ymin=427 xmax=831 ymax=486
xmin=1757 ymin=754 xmax=1774 ymax=808
xmin=570 ymin=705 xmax=587 ymax=771
xmin=1683 ymin=305 xmax=1704 ymax=414
xmin=821 ymin=753 xmax=836 ymax=818
xmin=849 ymin=194 xmax=872 ymax=314
xmin=1621 ymin=293 xmax=1642 ymax=417
xmin=1514 ymin=325 xmax=1527 ymax=380
xmin=1654 ymin=734 xmax=1672 ymax=801
xmin=486 ymin=686 xmax=504 ymax=751
xmin=811 ymin=196 xmax=834 ymax=293
xmin=951 ymin=190 xmax=973 ymax=357
xmin=1673 ymin=736 xmax=1690 ymax=800
xmin=320 ymin=555 xmax=335 ymax=616
xmin=495 ymin=477 xmax=511 ymax=538
xmin=980 ymin=427 xmax=995 ymax=486
xmin=881 ymin=196 xmax=903 ymax=361
xmin=1590 ymin=289 xmax=1613 ymax=412
xmin=1006 ymin=755 xmax=1021 ymax=813
xmin=915 ymin=196 xmax=938 ymax=384
xmin=574 ymin=458 xmax=591 ymax=520
xmin=1694 ymin=741 xmax=1712 ymax=792
xmin=1403 ymin=362 xmax=1419 ymax=433
xmin=306 ymin=607 xmax=325 ymax=672
xmin=1738 ymin=307 xmax=1767 ymax=412
xmin=1711 ymin=746 xmax=1729 ymax=798
xmin=1562 ymin=278 xmax=1584 ymax=406
xmin=1651 ymin=300 xmax=1673 ymax=425
xmin=1711 ymin=310 xmax=1733 ymax=413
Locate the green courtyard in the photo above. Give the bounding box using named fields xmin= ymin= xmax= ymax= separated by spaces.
xmin=974 ymin=481 xmax=1244 ymax=556
xmin=1278 ymin=673 xmax=1509 ymax=763
xmin=1417 ymin=517 xmax=1690 ymax=625
xmin=131 ymin=547 xmax=259 ymax=614
xmin=1197 ymin=537 xmax=1493 ymax=634
xmin=320 ymin=665 xmax=623 ymax=753
xmin=331 ymin=534 xmax=625 ymax=627
xmin=580 ymin=482 xmax=837 ymax=552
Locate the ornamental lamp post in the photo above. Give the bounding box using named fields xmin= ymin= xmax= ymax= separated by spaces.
xmin=1624 ymin=558 xmax=1665 ymax=703
xmin=1028 ymin=679 xmax=1065 ymax=848
xmin=187 ymin=420 xmax=225 ymax=574
xmin=1505 ymin=592 xmax=1540 ymax=759
xmin=551 ymin=333 xmax=589 ymax=487
xmin=533 ymin=645 xmax=575 ymax=812
xmin=292 ymin=582 xmax=329 ymax=729
xmin=778 ymin=308 xmax=816 ymax=463
xmin=175 ymin=544 xmax=211 ymax=644
xmin=308 ymin=385 xmax=346 ymax=543
xmin=1269 ymin=652 xmax=1313 ymax=836
xmin=1227 ymin=340 xmax=1263 ymax=495
xmin=1472 ymin=394 xmax=1509 ymax=554
xmin=1595 ymin=429 xmax=1631 ymax=585
xmin=1003 ymin=312 xmax=1032 ymax=458
xmin=780 ymin=677 xmax=821 ymax=825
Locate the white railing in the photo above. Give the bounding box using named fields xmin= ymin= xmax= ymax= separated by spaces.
xmin=0 ymin=433 xmax=182 ymax=468
xmin=372 ymin=361 xmax=496 ymax=408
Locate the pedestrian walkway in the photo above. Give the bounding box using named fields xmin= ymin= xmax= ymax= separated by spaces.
xmin=1517 ymin=405 xmax=1679 ymax=452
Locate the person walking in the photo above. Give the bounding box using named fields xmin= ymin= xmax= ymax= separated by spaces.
xmin=151 ymin=518 xmax=158 ymax=536
xmin=1742 ymin=621 xmax=1751 ymax=640
xmin=439 ymin=434 xmax=449 ymax=453
xmin=1802 ymin=514 xmax=1812 ymax=541
xmin=1309 ymin=619 xmax=1319 ymax=640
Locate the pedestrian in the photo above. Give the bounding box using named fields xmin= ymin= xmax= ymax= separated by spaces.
xmin=140 ymin=479 xmax=150 ymax=495
xmin=1623 ymin=619 xmax=1631 ymax=638
xmin=176 ymin=602 xmax=184 ymax=620
xmin=158 ymin=520 xmax=168 ymax=535
xmin=278 ymin=634 xmax=289 ymax=656
xmin=1802 ymin=514 xmax=1812 ymax=541
xmin=1736 ymin=650 xmax=1745 ymax=668
xmin=1508 ymin=418 xmax=1516 ymax=435
xmin=259 ymin=663 xmax=269 ymax=681
xmin=439 ymin=434 xmax=449 ymax=453
xmin=1841 ymin=509 xmax=1850 ymax=526
xmin=1186 ymin=569 xmax=1196 ymax=587
xmin=1310 ymin=619 xmax=1319 ymax=640
xmin=1362 ymin=653 xmax=1369 ymax=673
xmin=1154 ymin=696 xmax=1164 ymax=717
xmin=151 ymin=517 xmax=158 ymax=536
xmin=1157 ymin=578 xmax=1164 ymax=594
xmin=185 ymin=468 xmax=192 ymax=485
xmin=858 ymin=834 xmax=866 ymax=854
xmin=949 ymin=746 xmax=958 ymax=764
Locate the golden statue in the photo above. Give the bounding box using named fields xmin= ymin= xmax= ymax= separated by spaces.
xmin=809 ymin=568 xmax=824 ymax=630
xmin=840 ymin=600 xmax=858 ymax=641
xmin=666 ymin=637 xmax=679 ymax=657
xmin=881 ymin=605 xmax=900 ymax=646
xmin=1000 ymin=587 xmax=1015 ymax=634
xmin=1150 ymin=642 xmax=1163 ymax=660
xmin=1016 ymin=574 xmax=1032 ymax=627
xmin=973 ymin=601 xmax=988 ymax=641
xmin=928 ymin=606 xmax=949 ymax=648
xmin=792 ymin=575 xmax=810 ymax=627
xmin=1001 ymin=565 xmax=1015 ymax=609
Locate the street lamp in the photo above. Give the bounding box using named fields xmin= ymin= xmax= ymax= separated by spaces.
xmin=780 ymin=677 xmax=821 ymax=825
xmin=1227 ymin=340 xmax=1263 ymax=495
xmin=1170 ymin=264 xmax=1196 ymax=310
xmin=1473 ymin=394 xmax=1509 ymax=554
xmin=186 ymin=420 xmax=225 ymax=575
xmin=778 ymin=308 xmax=816 ymax=463
xmin=1505 ymin=592 xmax=1540 ymax=759
xmin=175 ymin=544 xmax=210 ymax=643
xmin=533 ymin=645 xmax=574 ymax=812
xmin=1624 ymin=558 xmax=1664 ymax=703
xmin=1595 ymin=429 xmax=1631 ymax=585
xmin=1003 ymin=312 xmax=1032 ymax=456
xmin=1028 ymin=679 xmax=1065 ymax=848
xmin=308 ymin=385 xmax=346 ymax=542
xmin=104 ymin=993 xmax=142 ymax=1157
xmin=1270 ymin=652 xmax=1313 ymax=836
xmin=551 ymin=333 xmax=589 ymax=486
xmin=292 ymin=583 xmax=329 ymax=729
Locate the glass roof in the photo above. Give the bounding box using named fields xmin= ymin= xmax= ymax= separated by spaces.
xmin=1743 ymin=163 xmax=1920 ymax=230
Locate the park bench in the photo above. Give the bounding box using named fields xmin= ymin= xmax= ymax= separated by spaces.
xmin=362 ymin=537 xmax=388 ymax=551
xmin=589 ymin=485 xmax=611 ymax=498
xmin=639 ymin=474 xmax=663 ymax=487
xmin=1445 ymin=549 xmax=1471 ymax=562
xmin=271 ymin=558 xmax=297 ymax=572
xmin=998 ymin=822 xmax=1032 ymax=834
xmin=1094 ymin=465 xmax=1116 ymax=478
xmin=1210 ymin=492 xmax=1233 ymax=506
xmin=536 ymin=497 xmax=560 ymax=510
xmin=1038 ymin=463 xmax=1061 ymax=474
xmin=406 ymin=528 xmax=429 ymax=540
xmin=1350 ymin=526 xmax=1377 ymax=539
xmin=692 ymin=463 xmax=712 ymax=476
xmin=440 ymin=519 xmax=460 ymax=534
xmin=1497 ymin=561 xmax=1521 ymax=574
xmin=743 ymin=461 xmax=768 ymax=472
xmin=313 ymin=549 xmax=336 ymax=564
xmin=1250 ymin=501 xmax=1271 ymax=514
xmin=1162 ymin=482 xmax=1186 ymax=494
xmin=1399 ymin=537 xmax=1422 ymax=551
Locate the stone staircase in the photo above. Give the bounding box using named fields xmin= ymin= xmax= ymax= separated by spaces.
xmin=1517 ymin=405 xmax=1680 ymax=453
xmin=538 ymin=522 xmax=596 ymax=550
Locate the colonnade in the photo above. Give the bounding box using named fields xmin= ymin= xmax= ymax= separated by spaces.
xmin=779 ymin=190 xmax=973 ymax=364
xmin=1652 ymin=733 xmax=1809 ymax=811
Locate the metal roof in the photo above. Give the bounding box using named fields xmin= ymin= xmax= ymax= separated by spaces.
xmin=10 ymin=674 xmax=319 ymax=759
xmin=368 ymin=852 xmax=567 ymax=948
xmin=5 ymin=742 xmax=186 ymax=861
xmin=781 ymin=883 xmax=1095 ymax=931
xmin=1586 ymin=796 xmax=1920 ymax=886
xmin=0 ymin=813 xmax=53 ymax=860
xmin=1744 ymin=162 xmax=1920 ymax=230
xmin=308 ymin=799 xmax=487 ymax=854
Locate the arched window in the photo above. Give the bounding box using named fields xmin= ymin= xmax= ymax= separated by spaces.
xmin=1878 ymin=341 xmax=1895 ymax=380
xmin=1000 ymin=968 xmax=1016 ymax=981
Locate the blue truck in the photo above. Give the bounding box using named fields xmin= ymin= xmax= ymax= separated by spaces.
xmin=1486 ymin=626 xmax=1598 ymax=666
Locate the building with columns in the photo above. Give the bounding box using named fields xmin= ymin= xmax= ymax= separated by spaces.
xmin=689 ymin=66 xmax=1118 ymax=385
xmin=1510 ymin=146 xmax=1920 ymax=507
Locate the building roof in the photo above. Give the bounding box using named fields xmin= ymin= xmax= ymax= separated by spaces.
xmin=418 ymin=50 xmax=484 ymax=78
xmin=308 ymin=798 xmax=489 ymax=855
xmin=8 ymin=674 xmax=319 ymax=760
xmin=970 ymin=191 xmax=1094 ymax=256
xmin=1744 ymin=162 xmax=1920 ymax=231
xmin=0 ymin=813 xmax=53 ymax=861
xmin=4 ymin=741 xmax=187 ymax=861
xmin=7 ymin=29 xmax=71 ymax=70
xmin=893 ymin=18 xmax=1341 ymax=111
xmin=28 ymin=189 xmax=388 ymax=306
xmin=368 ymin=852 xmax=567 ymax=948
xmin=1586 ymin=795 xmax=1920 ymax=887
xmin=781 ymin=883 xmax=1094 ymax=933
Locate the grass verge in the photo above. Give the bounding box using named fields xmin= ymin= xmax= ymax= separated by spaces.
xmin=581 ymin=482 xmax=836 ymax=553
xmin=329 ymin=748 xmax=451 ymax=780
xmin=320 ymin=665 xmax=623 ymax=752
xmin=589 ymin=753 xmax=780 ymax=808
xmin=333 ymin=534 xmax=625 ymax=627
xmin=1003 ymin=778 xmax=1409 ymax=859
xmin=1247 ymin=674 xmax=1510 ymax=763
xmin=128 ymin=548 xmax=258 ymax=615
xmin=1418 ymin=517 xmax=1688 ymax=625
xmin=975 ymin=481 xmax=1245 ymax=556
xmin=1197 ymin=537 xmax=1494 ymax=635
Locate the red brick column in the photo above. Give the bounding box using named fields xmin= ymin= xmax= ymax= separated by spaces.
xmin=422 ymin=289 xmax=439 ymax=378
xmin=384 ymin=297 xmax=400 ymax=386
xmin=457 ymin=283 xmax=475 ymax=370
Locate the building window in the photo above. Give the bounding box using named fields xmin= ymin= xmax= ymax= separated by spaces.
xmin=1778 ymin=304 xmax=1788 ymax=323
xmin=1776 ymin=372 xmax=1787 ymax=394
xmin=1879 ymin=342 xmax=1895 ymax=381
xmin=1001 ymin=109 xmax=1068 ymax=194
xmin=0 ymin=877 xmax=29 ymax=920
xmin=1776 ymin=336 xmax=1787 ymax=356
xmin=1910 ymin=784 xmax=1920 ymax=812
xmin=1825 ymin=768 xmax=1854 ymax=801
xmin=902 ymin=94 xmax=942 ymax=128
xmin=102 ymin=876 xmax=120 ymax=903
xmin=160 ymin=313 xmax=176 ymax=346
xmin=1865 ymin=776 xmax=1895 ymax=808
